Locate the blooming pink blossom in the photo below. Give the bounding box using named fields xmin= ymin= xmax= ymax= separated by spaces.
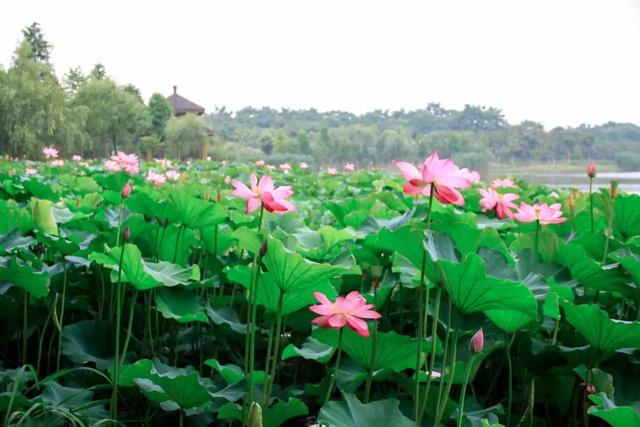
xmin=491 ymin=178 xmax=517 ymax=189
xmin=146 ymin=170 xmax=166 ymax=187
xmin=394 ymin=152 xmax=471 ymax=206
xmin=279 ymin=163 xmax=291 ymax=173
xmin=327 ymin=167 xmax=338 ymax=176
xmin=255 ymin=160 xmax=265 ymax=167
xmin=513 ymin=202 xmax=567 ymax=225
xmin=299 ymin=162 xmax=309 ymax=169
xmin=231 ymin=174 xmax=295 ymax=214
xmin=105 ymin=151 xmax=139 ymax=174
xmin=344 ymin=163 xmax=355 ymax=172
xmin=42 ymin=147 xmax=59 ymax=159
xmin=165 ymin=170 xmax=181 ymax=181
xmin=155 ymin=158 xmax=173 ymax=168
xmin=25 ymin=168 xmax=37 ymax=175
xmin=478 ymin=187 xmax=519 ymax=219
xmin=50 ymin=160 xmax=65 ymax=167
xmin=309 ymin=291 xmax=381 ymax=338
xmin=72 ymin=155 xmax=82 ymax=162
xmin=459 ymin=168 xmax=481 ymax=183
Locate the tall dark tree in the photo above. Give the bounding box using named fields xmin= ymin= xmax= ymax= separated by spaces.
xmin=21 ymin=23 xmax=52 ymax=63
xmin=90 ymin=63 xmax=107 ymax=80
xmin=63 ymin=66 xmax=86 ymax=93
xmin=147 ymin=93 xmax=173 ymax=138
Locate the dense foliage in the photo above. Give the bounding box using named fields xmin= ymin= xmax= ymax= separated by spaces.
xmin=2 ymin=24 xmax=640 ymax=170
xmin=0 ymin=155 xmax=639 ymax=427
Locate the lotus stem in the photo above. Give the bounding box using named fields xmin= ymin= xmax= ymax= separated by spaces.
xmin=507 ymin=332 xmax=515 ymax=426
xmin=264 ymin=290 xmax=284 ymax=406
xmin=457 ymin=355 xmax=476 ymax=427
xmin=120 ymin=289 xmax=139 ymax=366
xmin=22 ymin=291 xmax=29 ymax=366
xmin=420 ymin=286 xmax=442 ymax=422
xmin=111 ymin=244 xmax=126 ymax=421
xmin=55 ymin=260 xmax=68 ymax=371
xmin=535 ymin=220 xmax=540 ymax=253
xmin=324 ymin=327 xmax=344 ymax=404
xmin=589 ymin=178 xmax=594 ymax=233
xmin=364 ymin=318 xmax=378 ymax=403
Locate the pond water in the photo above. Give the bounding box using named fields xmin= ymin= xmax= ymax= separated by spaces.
xmin=486 ymin=171 xmax=640 ymax=194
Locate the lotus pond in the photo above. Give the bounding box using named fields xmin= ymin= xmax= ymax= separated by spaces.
xmin=0 ymin=156 xmax=639 ymax=427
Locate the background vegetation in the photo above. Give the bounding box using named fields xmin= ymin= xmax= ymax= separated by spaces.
xmin=2 ymin=23 xmax=640 ymax=171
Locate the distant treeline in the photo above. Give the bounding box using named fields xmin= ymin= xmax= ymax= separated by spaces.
xmin=2 ymin=23 xmax=640 ymax=170
xmin=207 ymin=106 xmax=640 ymax=170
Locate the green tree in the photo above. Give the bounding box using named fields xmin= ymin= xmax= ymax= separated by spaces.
xmin=21 ymin=23 xmax=51 ymax=63
xmin=63 ymin=66 xmax=86 ymax=94
xmin=147 ymin=93 xmax=173 ymax=138
xmin=90 ymin=63 xmax=107 ymax=80
xmin=164 ymin=113 xmax=208 ymax=160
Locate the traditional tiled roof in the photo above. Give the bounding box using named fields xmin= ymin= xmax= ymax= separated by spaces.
xmin=166 ymin=86 xmax=205 ymax=115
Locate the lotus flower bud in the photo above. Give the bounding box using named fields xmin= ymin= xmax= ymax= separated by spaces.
xmin=247 ymin=402 xmax=262 ymax=427
xmin=259 ymin=240 xmax=268 ymax=258
xmin=610 ymin=180 xmax=619 ymax=199
xmin=224 ymin=176 xmax=231 ymax=184
xmin=469 ymin=328 xmax=484 ymax=354
xmin=122 ymin=225 xmax=131 ymax=242
xmin=587 ymin=161 xmax=596 ymax=178
xmin=121 ymin=182 xmax=132 ymax=199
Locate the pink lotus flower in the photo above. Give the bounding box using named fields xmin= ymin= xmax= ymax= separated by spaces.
xmin=121 ymin=182 xmax=132 ymax=199
xmin=300 ymin=162 xmax=309 ymax=169
xmin=255 ymin=160 xmax=265 ymax=167
xmin=469 ymin=328 xmax=484 ymax=354
xmin=459 ymin=168 xmax=481 ymax=183
xmin=72 ymin=154 xmax=82 ymax=162
xmin=220 ymin=160 xmax=227 ymax=166
xmin=327 ymin=167 xmax=338 ymax=176
xmin=25 ymin=168 xmax=37 ymax=175
xmin=394 ymin=152 xmax=471 ymax=206
xmin=146 ymin=170 xmax=166 ymax=187
xmin=309 ymin=291 xmax=381 ymax=337
xmin=155 ymin=158 xmax=173 ymax=168
xmin=231 ymin=174 xmax=295 ymax=214
xmin=587 ymin=161 xmax=596 ymax=178
xmin=50 ymin=160 xmax=65 ymax=167
xmin=478 ymin=187 xmax=519 ymax=219
xmin=105 ymin=151 xmax=139 ymax=174
xmin=165 ymin=170 xmax=181 ymax=181
xmin=279 ymin=163 xmax=291 ymax=171
xmin=513 ymin=202 xmax=567 ymax=225
xmin=224 ymin=175 xmax=231 ymax=184
xmin=491 ymin=178 xmax=517 ymax=189
xmin=42 ymin=147 xmax=59 ymax=159
xmin=344 ymin=163 xmax=355 ymax=172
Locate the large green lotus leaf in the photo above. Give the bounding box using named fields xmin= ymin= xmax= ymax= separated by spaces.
xmin=62 ymin=320 xmax=115 ymax=369
xmin=588 ymin=393 xmax=640 ymax=427
xmin=125 ymin=191 xmax=175 ymax=223
xmin=89 ymin=244 xmax=199 ymax=290
xmin=0 ymin=200 xmax=34 ymax=234
xmin=40 ymin=381 xmax=109 ymax=422
xmin=364 ymin=225 xmax=423 ymax=268
xmin=282 ymin=336 xmax=335 ymax=364
xmin=155 ymin=287 xmax=207 ymax=323
xmin=258 ymin=270 xmax=338 ymax=315
xmin=206 ymin=305 xmax=247 ymax=334
xmin=60 ymin=176 xmax=101 ymax=194
xmin=614 ymin=194 xmax=640 ymax=241
xmin=319 ymin=393 xmax=415 ymax=427
xmin=433 ymin=222 xmax=513 ymax=265
xmin=314 ymin=328 xmax=427 ymax=372
xmin=0 ymin=257 xmax=50 ymax=298
xmin=119 ymin=358 xmax=213 ymax=411
xmin=201 ymin=224 xmax=235 ymax=256
xmin=511 ymin=228 xmax=562 ymax=261
xmin=609 ymin=249 xmax=640 ymax=286
xmin=168 ymin=191 xmax=227 ymax=229
xmin=261 ymin=236 xmax=359 ymax=294
xmin=555 ymin=243 xmax=632 ymax=299
xmin=438 ymin=253 xmax=537 ymax=322
xmin=562 ymin=302 xmax=640 ymax=352
xmin=264 ymin=398 xmax=309 ymax=427
xmin=31 ymin=198 xmax=58 ymax=236
xmin=24 ymin=179 xmax=57 ymax=200
xmin=293 ymin=226 xmax=356 ymax=261
xmin=231 ymin=226 xmax=262 ymax=255
xmin=204 ymin=358 xmax=244 ymax=384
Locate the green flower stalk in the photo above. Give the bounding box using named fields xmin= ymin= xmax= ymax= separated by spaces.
xmin=457 ymin=329 xmax=483 ymax=427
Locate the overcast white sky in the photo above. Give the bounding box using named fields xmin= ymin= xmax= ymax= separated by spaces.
xmin=2 ymin=0 xmax=639 ymax=128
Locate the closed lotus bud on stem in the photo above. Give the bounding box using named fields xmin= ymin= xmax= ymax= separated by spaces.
xmin=259 ymin=240 xmax=268 ymax=258
xmin=610 ymin=180 xmax=619 ymax=198
xmin=587 ymin=161 xmax=596 ymax=178
xmin=469 ymin=328 xmax=484 ymax=354
xmin=121 ymin=182 xmax=132 ymax=199
xmin=248 ymin=402 xmax=263 ymax=427
xmin=122 ymin=225 xmax=131 ymax=242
